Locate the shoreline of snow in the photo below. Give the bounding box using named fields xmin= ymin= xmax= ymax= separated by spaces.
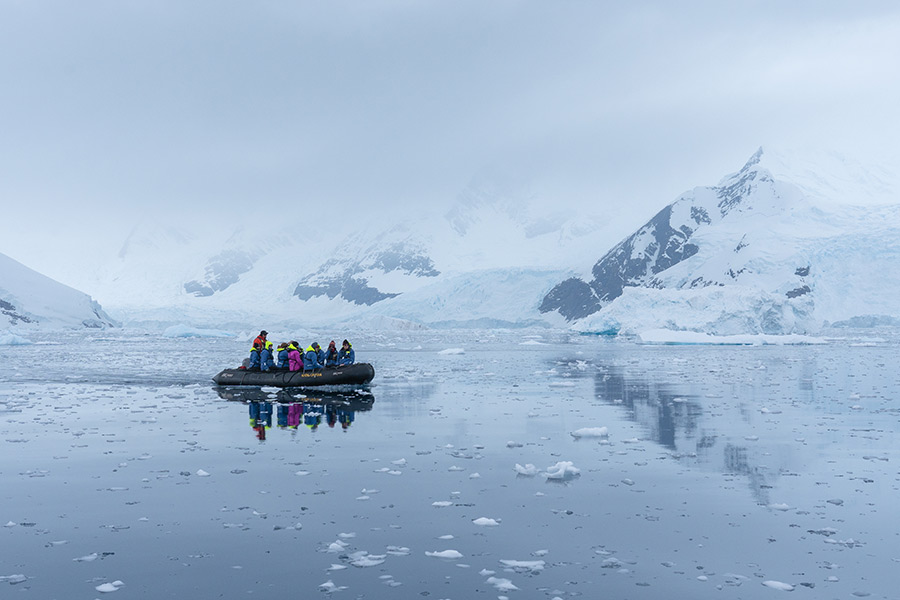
xmin=637 ymin=329 xmax=827 ymax=346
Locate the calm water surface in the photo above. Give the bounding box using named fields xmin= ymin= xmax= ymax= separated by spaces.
xmin=1 ymin=330 xmax=898 ymax=599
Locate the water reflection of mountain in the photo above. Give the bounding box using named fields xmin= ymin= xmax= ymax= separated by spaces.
xmin=589 ymin=364 xmax=801 ymax=507
xmin=216 ymin=387 xmax=375 ymax=439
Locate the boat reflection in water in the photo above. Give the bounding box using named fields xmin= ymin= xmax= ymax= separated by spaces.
xmin=215 ymin=387 xmax=375 ymax=440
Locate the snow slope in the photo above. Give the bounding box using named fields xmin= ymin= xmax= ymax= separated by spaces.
xmin=0 ymin=252 xmax=116 ymax=329
xmin=544 ymin=148 xmax=900 ymax=334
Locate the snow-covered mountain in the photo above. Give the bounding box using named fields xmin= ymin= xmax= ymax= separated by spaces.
xmin=0 ymin=251 xmax=116 ymax=329
xmin=44 ymin=175 xmax=611 ymax=330
xmin=541 ymin=148 xmax=900 ymax=335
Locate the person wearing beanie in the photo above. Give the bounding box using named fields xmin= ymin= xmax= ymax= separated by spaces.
xmin=338 ymin=339 xmax=355 ymax=366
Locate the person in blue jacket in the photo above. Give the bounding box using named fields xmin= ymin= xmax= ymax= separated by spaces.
xmin=338 ymin=339 xmax=355 ymax=366
xmin=260 ymin=340 xmax=275 ymax=371
xmin=324 ymin=340 xmax=339 ymax=368
xmin=303 ymin=342 xmax=324 ymax=370
xmin=275 ymin=343 xmax=289 ymax=369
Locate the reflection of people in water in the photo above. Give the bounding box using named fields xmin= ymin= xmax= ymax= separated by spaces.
xmin=303 ymin=402 xmax=323 ymax=431
xmin=248 ymin=401 xmax=272 ymax=440
xmin=337 ymin=406 xmax=354 ymax=430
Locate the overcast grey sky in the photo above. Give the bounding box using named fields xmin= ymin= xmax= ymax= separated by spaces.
xmin=2 ymin=0 xmax=899 ymax=254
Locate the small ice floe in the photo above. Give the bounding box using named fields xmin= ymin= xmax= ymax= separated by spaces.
xmin=515 ymin=463 xmax=538 ymax=476
xmin=499 ymin=559 xmax=544 ymax=572
xmin=95 ymin=580 xmax=125 ymax=593
xmin=469 ymin=472 xmax=481 ymax=479
xmin=570 ymin=427 xmax=608 ymax=439
xmin=327 ymin=540 xmax=349 ymax=553
xmin=438 ymin=348 xmax=465 ymax=355
xmin=327 ymin=564 xmax=347 ymax=571
xmin=73 ymin=553 xmax=99 ymax=562
xmin=392 ymin=458 xmax=407 ymax=466
xmin=338 ymin=532 xmax=356 ymax=539
xmin=762 ymin=580 xmax=794 ymax=591
xmin=0 ymin=574 xmax=27 ymax=584
xmin=472 ymin=517 xmax=499 ymax=527
xmin=294 ymin=470 xmax=310 ymax=476
xmin=768 ymin=503 xmax=791 ymax=511
xmin=3 ymin=521 xmax=16 ymax=528
xmin=621 ymin=437 xmax=640 ymax=444
xmin=432 ymin=501 xmax=453 ymax=507
xmin=544 ymin=461 xmax=580 ymax=481
xmin=621 ymin=478 xmax=635 ymax=486
xmin=425 ymin=549 xmax=463 ymax=559
xmin=319 ymin=580 xmax=347 ymax=592
xmin=506 ymin=441 xmax=523 ymax=448
xmin=386 ymin=546 xmax=410 ymax=556
xmin=485 ymin=576 xmax=518 ymax=592
xmin=356 ymin=495 xmax=370 ymax=501
xmin=826 ymin=498 xmax=844 ymax=506
xmin=196 ymin=469 xmax=210 ymax=477
xmin=348 ymin=551 xmax=386 ymax=567
xmin=46 ymin=540 xmax=68 ymax=547
xmin=447 ymin=466 xmax=464 ymax=472
xmin=744 ymin=435 xmax=759 ymax=441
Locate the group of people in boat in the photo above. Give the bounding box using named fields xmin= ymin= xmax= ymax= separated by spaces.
xmin=243 ymin=330 xmax=356 ymax=372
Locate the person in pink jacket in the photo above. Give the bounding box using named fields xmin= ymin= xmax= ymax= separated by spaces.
xmin=288 ymin=341 xmax=303 ymax=372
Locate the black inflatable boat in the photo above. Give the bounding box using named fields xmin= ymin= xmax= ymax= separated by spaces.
xmin=212 ymin=363 xmax=375 ymax=388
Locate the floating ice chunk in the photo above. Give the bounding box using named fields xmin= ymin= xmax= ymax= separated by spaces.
xmin=327 ymin=564 xmax=347 ymax=571
xmin=762 ymin=580 xmax=795 ymax=591
xmin=0 ymin=574 xmax=27 ymax=584
xmin=348 ymin=551 xmax=385 ymax=567
xmin=506 ymin=441 xmax=523 ymax=448
xmin=438 ymin=348 xmax=465 ymax=355
xmin=432 ymin=501 xmax=453 ymax=507
xmin=356 ymin=495 xmax=370 ymax=501
xmin=95 ymin=580 xmax=124 ymax=592
xmin=3 ymin=521 xmax=16 ymax=528
xmin=196 ymin=469 xmax=210 ymax=477
xmin=319 ymin=580 xmax=347 ymax=592
xmin=548 ymin=381 xmax=575 ymax=388
xmin=515 ymin=464 xmax=538 ymax=476
xmin=544 ymin=461 xmax=580 ymax=480
xmin=327 ymin=541 xmax=348 ymax=553
xmin=294 ymin=470 xmax=310 ymax=476
xmin=621 ymin=438 xmax=640 ymax=444
xmin=499 ymin=559 xmax=545 ymax=571
xmin=338 ymin=532 xmax=356 ymax=539
xmin=769 ymin=503 xmax=791 ymax=511
xmin=425 ymin=550 xmax=463 ymax=559
xmin=73 ymin=553 xmax=99 ymax=562
xmin=469 ymin=472 xmax=481 ymax=479
xmin=391 ymin=459 xmax=407 ymax=466
xmin=479 ymin=568 xmax=495 ymax=576
xmin=438 ymin=534 xmax=454 ymax=540
xmin=486 ymin=576 xmax=518 ymax=591
xmin=571 ymin=427 xmax=608 ymax=438
xmin=448 ymin=466 xmax=464 ymax=472
xmin=0 ymin=333 xmax=32 ymax=345
xmin=386 ymin=546 xmax=410 ymax=556
xmin=473 ymin=517 xmax=499 ymax=527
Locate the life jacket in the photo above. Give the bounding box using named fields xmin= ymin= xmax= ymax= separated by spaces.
xmin=252 ymin=335 xmax=266 ymax=350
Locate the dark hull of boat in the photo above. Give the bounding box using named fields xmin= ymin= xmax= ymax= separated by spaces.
xmin=212 ymin=363 xmax=375 ymax=387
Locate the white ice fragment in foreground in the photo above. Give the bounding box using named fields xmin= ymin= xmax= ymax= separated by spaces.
xmin=544 ymin=461 xmax=580 ymax=480
xmin=327 ymin=540 xmax=349 ymax=553
xmin=499 ymin=559 xmax=545 ymax=571
xmin=571 ymin=427 xmax=608 ymax=438
xmin=73 ymin=553 xmax=99 ymax=562
xmin=762 ymin=580 xmax=794 ymax=591
xmin=438 ymin=348 xmax=465 ymax=355
xmin=392 ymin=458 xmax=407 ymax=466
xmin=515 ymin=463 xmax=538 ymax=476
xmin=769 ymin=503 xmax=791 ymax=511
xmin=0 ymin=574 xmax=27 ymax=584
xmin=196 ymin=469 xmax=210 ymax=477
xmin=348 ymin=551 xmax=386 ymax=567
xmin=4 ymin=521 xmax=17 ymax=527
xmin=473 ymin=517 xmax=499 ymax=527
xmin=447 ymin=466 xmax=464 ymax=472
xmin=319 ymin=580 xmax=348 ymax=592
xmin=294 ymin=470 xmax=310 ymax=476
xmin=486 ymin=576 xmax=519 ymax=591
xmin=425 ymin=549 xmax=463 ymax=559
xmin=469 ymin=472 xmax=481 ymax=478
xmin=327 ymin=564 xmax=347 ymax=571
xmin=338 ymin=532 xmax=356 ymax=539
xmin=95 ymin=580 xmax=124 ymax=592
xmin=438 ymin=534 xmax=454 ymax=540
xmin=432 ymin=501 xmax=453 ymax=507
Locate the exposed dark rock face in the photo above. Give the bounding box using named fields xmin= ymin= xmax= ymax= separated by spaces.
xmin=1 ymin=298 xmax=33 ymax=325
xmin=293 ymin=242 xmax=439 ymax=306
xmin=184 ymin=249 xmax=258 ymax=297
